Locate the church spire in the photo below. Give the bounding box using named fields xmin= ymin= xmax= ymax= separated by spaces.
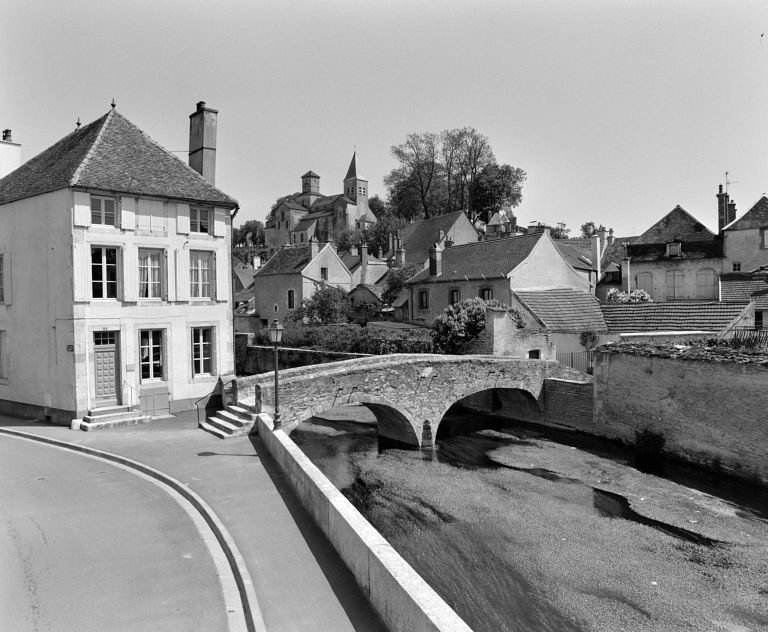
xmin=344 ymin=152 xmax=357 ymax=181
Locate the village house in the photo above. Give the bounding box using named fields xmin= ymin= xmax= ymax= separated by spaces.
xmin=722 ymin=193 xmax=768 ymax=273
xmin=720 ymin=271 xmax=768 ymax=330
xmin=0 ymin=102 xmax=238 ymax=425
xmin=399 ymin=210 xmax=478 ymax=267
xmin=405 ymin=229 xmax=589 ymax=322
xmin=263 ymin=154 xmax=377 ymax=250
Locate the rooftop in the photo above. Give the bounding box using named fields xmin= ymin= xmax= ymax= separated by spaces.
xmin=601 ymin=301 xmax=747 ymax=333
xmin=513 ymin=287 xmax=607 ymax=332
xmin=402 ymin=210 xmax=477 ymax=265
xmin=632 ymin=206 xmax=715 ymax=245
xmin=725 ymin=196 xmax=768 ymax=231
xmin=254 ymin=244 xmax=313 ymax=276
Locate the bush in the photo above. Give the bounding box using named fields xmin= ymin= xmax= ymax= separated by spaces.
xmin=290 ymin=284 xmax=352 ymax=324
xmin=431 ymin=298 xmax=523 ymax=354
xmin=606 ymin=288 xmax=653 ymax=303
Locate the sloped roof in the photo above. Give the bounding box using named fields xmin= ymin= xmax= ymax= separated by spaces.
xmin=293 ymin=218 xmax=317 ymax=233
xmin=402 ymin=210 xmax=477 ymax=265
xmin=408 ymin=232 xmax=543 ymax=283
xmin=344 ymin=153 xmax=357 ymax=180
xmin=232 ymin=261 xmax=255 ymax=289
xmin=601 ymin=301 xmax=747 ymax=333
xmin=513 ymin=287 xmax=607 ymax=332
xmin=601 ymin=237 xmax=634 ymax=267
xmin=254 ymin=245 xmax=312 ymax=276
xmin=720 ymin=273 xmax=768 ymax=302
xmin=234 ymin=284 xmax=256 ymax=303
xmin=301 ymin=170 xmax=320 ymax=178
xmin=487 ymin=212 xmax=503 ymax=226
xmin=633 ymin=206 xmax=715 ymax=244
xmin=0 ymin=109 xmax=238 ymax=207
xmin=280 ymin=201 xmax=308 ymax=211
xmin=351 ymin=283 xmax=385 ymax=301
xmin=725 ymin=196 xmax=768 ymax=231
xmin=341 ymin=254 xmax=361 ymax=270
xmin=555 ymin=241 xmax=595 ymax=272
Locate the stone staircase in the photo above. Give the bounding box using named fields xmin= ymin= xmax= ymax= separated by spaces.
xmin=77 ymin=405 xmax=151 ymax=431
xmin=199 ymin=403 xmax=257 ymax=439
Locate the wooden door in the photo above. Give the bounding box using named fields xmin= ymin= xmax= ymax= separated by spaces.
xmin=94 ymin=331 xmax=120 ymax=406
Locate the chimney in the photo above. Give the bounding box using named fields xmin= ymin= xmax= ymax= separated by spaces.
xmin=590 ymin=234 xmax=602 ymax=282
xmin=350 ymin=245 xmax=358 ymax=256
xmin=2 ymin=129 xmax=11 ymax=142
xmin=0 ymin=128 xmax=22 ymax=179
xmin=607 ymin=228 xmax=614 ymax=245
xmin=387 ymin=233 xmax=394 ymax=257
xmin=360 ymin=242 xmax=369 ymax=284
xmin=621 ymin=257 xmax=631 ymax=293
xmin=727 ymin=200 xmax=737 ymax=227
xmin=597 ymin=225 xmax=606 ymax=250
xmin=309 ymin=236 xmax=319 ymax=259
xmin=716 ymin=184 xmax=730 ymax=233
xmin=189 ymin=101 xmax=218 ymax=184
xmin=396 ymin=246 xmax=406 ymax=266
xmin=428 ymin=242 xmax=443 ymax=277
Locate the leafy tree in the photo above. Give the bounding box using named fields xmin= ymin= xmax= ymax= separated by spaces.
xmin=385 ymin=132 xmax=442 ymax=219
xmin=233 ymin=219 xmax=264 ymax=247
xmin=579 ymin=330 xmax=599 ymax=350
xmin=431 ymin=298 xmax=523 ymax=354
xmin=471 ymin=163 xmax=526 ymax=224
xmin=606 ymin=288 xmax=652 ymax=303
xmin=580 ymin=221 xmax=597 ymax=238
xmin=381 ymin=263 xmax=422 ymax=305
xmin=290 ymin=284 xmax=352 ymax=324
xmin=368 ymin=194 xmax=387 ymax=218
xmin=550 ymin=222 xmax=571 ymax=240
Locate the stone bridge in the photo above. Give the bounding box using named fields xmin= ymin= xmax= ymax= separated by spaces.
xmin=237 ymin=354 xmax=591 ymax=447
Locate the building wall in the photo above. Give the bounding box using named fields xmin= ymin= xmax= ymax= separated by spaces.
xmin=411 ymin=277 xmax=509 ymax=322
xmin=302 ymin=246 xmax=352 ymax=290
xmin=252 ymin=273 xmax=304 ymax=324
xmin=593 ymin=351 xmax=768 ymax=483
xmin=723 ymin=228 xmax=768 ymax=273
xmin=0 ymin=139 xmax=22 ymax=179
xmin=627 ymin=257 xmax=722 ymax=301
xmin=508 ymin=235 xmax=590 ymax=291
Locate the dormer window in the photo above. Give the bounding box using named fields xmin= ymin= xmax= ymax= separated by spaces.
xmin=666 ymin=242 xmax=681 ymax=257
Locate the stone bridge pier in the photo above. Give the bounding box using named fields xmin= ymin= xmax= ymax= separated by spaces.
xmin=237 ymin=354 xmax=590 ymax=447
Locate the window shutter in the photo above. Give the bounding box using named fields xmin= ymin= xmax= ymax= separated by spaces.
xmin=213 ymin=208 xmax=227 ymax=237
xmin=137 ymin=199 xmax=151 ymax=231
xmin=121 ymin=196 xmax=136 ymax=230
xmin=123 ymin=245 xmax=138 ymax=301
xmin=150 ymin=200 xmax=166 ymax=233
xmin=72 ymin=242 xmax=89 ymax=302
xmin=73 ymin=191 xmax=91 ymax=227
xmin=177 ymin=203 xmax=190 ymax=234
xmin=176 ymin=248 xmax=189 ymax=301
xmin=214 ymin=251 xmax=228 ymax=302
xmin=3 ymin=254 xmax=11 ymax=305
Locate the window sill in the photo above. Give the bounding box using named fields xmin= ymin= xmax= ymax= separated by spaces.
xmin=192 ymin=374 xmax=217 ymax=383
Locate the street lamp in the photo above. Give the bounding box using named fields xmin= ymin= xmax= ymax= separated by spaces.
xmin=267 ymin=319 xmax=284 ymax=430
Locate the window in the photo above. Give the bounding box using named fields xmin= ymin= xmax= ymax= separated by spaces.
xmin=139 ymin=330 xmax=164 ymax=381
xmin=666 ymin=242 xmax=681 ymax=257
xmin=528 ymin=350 xmax=541 ymax=360
xmin=0 ymin=255 xmax=4 ymax=303
xmin=288 ymin=289 xmax=295 ymax=309
xmin=756 ymin=311 xmax=764 ymax=331
xmin=189 ymin=251 xmax=213 ymax=299
xmin=696 ymin=268 xmax=717 ymax=299
xmin=91 ymin=246 xmax=118 ymax=299
xmin=450 ymin=289 xmax=461 ymax=305
xmin=665 ymin=270 xmax=683 ymax=300
xmin=138 ymin=249 xmax=163 ymax=299
xmin=190 ymin=206 xmax=211 ymax=233
xmin=0 ymin=330 xmax=6 ymax=379
xmin=733 ymin=262 xmax=742 ymax=272
xmin=191 ymin=327 xmax=213 ymax=375
xmin=419 ymin=290 xmax=429 ymax=309
xmin=320 ymin=267 xmax=328 ymax=281
xmin=91 ymin=195 xmax=116 ymax=226
xmin=479 ymin=287 xmax=493 ymax=301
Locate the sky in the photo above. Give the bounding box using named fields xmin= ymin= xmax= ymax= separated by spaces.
xmin=2 ymin=0 xmax=768 ymax=238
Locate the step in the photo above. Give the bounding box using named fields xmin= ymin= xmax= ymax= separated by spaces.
xmin=198 ymin=419 xmax=229 ymax=440
xmin=80 ymin=414 xmax=151 ymax=432
xmin=206 ymin=415 xmax=241 ymax=435
xmin=217 ymin=409 xmax=247 ymax=427
xmin=226 ymin=404 xmax=255 ymax=420
xmin=83 ymin=409 xmax=144 ymax=424
xmin=86 ymin=405 xmax=136 ymax=417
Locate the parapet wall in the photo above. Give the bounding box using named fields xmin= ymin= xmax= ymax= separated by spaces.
xmin=593 ymin=350 xmax=768 ymax=483
xmin=255 ymin=414 xmax=472 ymax=632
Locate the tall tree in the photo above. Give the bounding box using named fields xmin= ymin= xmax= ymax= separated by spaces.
xmin=386 ymin=132 xmax=442 ymax=219
xmin=233 ymin=219 xmax=264 ymax=247
xmin=368 ymin=194 xmax=387 ymax=218
xmin=470 ymin=163 xmax=526 ymax=224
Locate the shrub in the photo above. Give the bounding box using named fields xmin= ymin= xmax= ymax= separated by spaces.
xmin=431 ymin=298 xmax=523 ymax=354
xmin=606 ymin=288 xmax=653 ymax=303
xmin=290 ymin=284 xmax=352 ymax=324
xmin=579 ymin=330 xmax=599 ymax=350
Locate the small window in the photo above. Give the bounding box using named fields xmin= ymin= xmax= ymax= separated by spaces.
xmin=733 ymin=262 xmax=742 ymax=272
xmin=479 ymin=287 xmax=493 ymax=301
xmin=189 ymin=251 xmax=213 ymax=299
xmin=91 ymin=246 xmax=118 ymax=299
xmin=273 ymin=304 xmax=278 ymax=312
xmin=190 ymin=206 xmax=211 ymax=233
xmin=91 ymin=195 xmax=116 ymax=226
xmin=191 ymin=327 xmax=214 ymax=376
xmin=320 ymin=267 xmax=328 ymax=281
xmin=139 ymin=248 xmax=164 ymax=299
xmin=666 ymin=242 xmax=681 ymax=257
xmin=449 ymin=289 xmax=461 ymax=305
xmin=288 ymin=289 xmax=295 ymax=309
xmin=260 ymin=319 xmax=269 ymax=328
xmin=419 ymin=290 xmax=429 ymax=310
xmin=528 ymin=350 xmax=541 ymax=360
xmin=139 ymin=329 xmax=164 ymax=381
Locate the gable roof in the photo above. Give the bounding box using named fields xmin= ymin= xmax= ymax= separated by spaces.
xmin=725 ymin=196 xmax=768 ymax=231
xmin=254 ymin=245 xmax=313 ymax=276
xmin=0 ymin=109 xmax=238 ymax=207
xmin=301 ymin=170 xmax=320 ymax=179
xmin=402 ymin=210 xmax=477 ymax=265
xmin=408 ymin=231 xmax=544 ymax=283
xmin=633 ymin=206 xmax=715 ymax=244
xmin=513 ymin=287 xmax=607 ymax=332
xmin=555 ymin=241 xmax=595 ymax=272
xmin=351 ymin=283 xmax=385 ymax=301
xmin=601 ymin=301 xmax=747 ymax=333
xmin=232 ymin=261 xmax=255 ymax=289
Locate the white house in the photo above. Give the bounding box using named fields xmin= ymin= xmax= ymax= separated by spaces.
xmin=0 ymin=102 xmax=239 ymax=425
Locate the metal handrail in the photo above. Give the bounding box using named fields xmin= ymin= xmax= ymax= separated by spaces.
xmin=195 ymin=378 xmax=238 ymax=425
xmin=123 ymin=381 xmax=137 ymax=409
xmin=194 ymin=388 xmax=215 ymax=425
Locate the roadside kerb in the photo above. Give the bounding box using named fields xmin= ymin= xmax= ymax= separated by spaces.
xmin=0 ymin=427 xmax=266 ymax=632
xmin=255 ymin=413 xmax=472 ymax=632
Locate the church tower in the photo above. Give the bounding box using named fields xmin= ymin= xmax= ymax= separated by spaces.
xmin=343 ymin=152 xmax=368 ymax=208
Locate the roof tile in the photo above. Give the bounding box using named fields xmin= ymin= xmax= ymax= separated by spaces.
xmin=601 ymin=301 xmax=747 ymax=333
xmin=513 ymin=288 xmax=607 ymax=332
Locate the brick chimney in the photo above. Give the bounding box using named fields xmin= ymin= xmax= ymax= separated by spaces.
xmin=189 ymin=101 xmax=218 ymax=184
xmin=360 ymin=242 xmax=369 ymax=284
xmin=396 ymin=245 xmax=406 ymax=266
xmin=309 ymin=236 xmax=320 ymax=259
xmin=716 ymin=184 xmax=736 ymax=233
xmin=428 ymin=242 xmax=443 ymax=277
xmin=607 ymin=228 xmax=614 ymax=245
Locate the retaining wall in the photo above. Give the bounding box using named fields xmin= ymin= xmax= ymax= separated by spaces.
xmin=255 ymin=414 xmax=472 ymax=632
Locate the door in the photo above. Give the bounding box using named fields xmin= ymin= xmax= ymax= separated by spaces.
xmin=94 ymin=331 xmax=120 ymax=406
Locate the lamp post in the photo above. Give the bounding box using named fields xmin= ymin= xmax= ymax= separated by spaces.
xmin=267 ymin=319 xmax=284 ymax=430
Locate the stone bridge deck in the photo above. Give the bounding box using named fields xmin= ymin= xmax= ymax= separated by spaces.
xmin=237 ymin=354 xmax=590 ymax=447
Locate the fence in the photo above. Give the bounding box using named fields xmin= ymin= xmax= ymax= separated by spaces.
xmin=730 ymin=329 xmax=768 ymax=349
xmin=556 ymin=350 xmax=593 ymax=373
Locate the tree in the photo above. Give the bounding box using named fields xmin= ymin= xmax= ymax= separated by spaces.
xmin=380 ymin=263 xmax=422 ymax=305
xmin=580 ymin=221 xmax=597 ymax=238
xmin=550 ymin=222 xmax=571 ymax=240
xmin=385 ymin=133 xmax=442 ymax=219
xmin=470 ymin=163 xmax=526 ymax=224
xmin=290 ymin=284 xmax=352 ymax=324
xmin=233 ymin=219 xmax=264 ymax=247
xmin=368 ymin=195 xmax=387 ymax=218
xmin=431 ymin=298 xmax=524 ymax=354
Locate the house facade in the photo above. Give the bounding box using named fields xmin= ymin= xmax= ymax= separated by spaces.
xmin=722 ymin=195 xmax=768 ymax=273
xmin=0 ymin=103 xmax=238 ymax=424
xmin=406 ymin=229 xmax=589 ymax=322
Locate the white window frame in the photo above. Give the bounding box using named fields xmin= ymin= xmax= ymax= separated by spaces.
xmin=320 ymin=267 xmax=328 ymax=281
xmin=191 ymin=327 xmax=215 ymax=376
xmin=91 ymin=246 xmax=119 ymax=299
xmin=139 ymin=329 xmax=165 ymax=382
xmin=190 ymin=206 xmax=212 ymax=234
xmin=138 ymin=248 xmax=164 ymax=299
xmin=91 ymin=195 xmax=117 ymax=226
xmin=479 ymin=287 xmax=493 ymax=301
xmin=189 ymin=250 xmax=213 ymax=299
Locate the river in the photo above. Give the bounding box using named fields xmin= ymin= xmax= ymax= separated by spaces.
xmin=290 ymin=406 xmax=768 ymax=632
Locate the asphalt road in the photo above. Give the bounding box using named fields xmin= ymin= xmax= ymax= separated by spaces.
xmin=0 ymin=434 xmax=229 ymax=632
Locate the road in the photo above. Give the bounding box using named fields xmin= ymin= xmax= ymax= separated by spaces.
xmin=0 ymin=434 xmax=230 ymax=632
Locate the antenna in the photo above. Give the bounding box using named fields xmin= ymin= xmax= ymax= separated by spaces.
xmin=725 ymin=171 xmax=739 ymax=194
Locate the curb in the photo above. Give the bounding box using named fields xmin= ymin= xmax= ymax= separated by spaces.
xmin=0 ymin=427 xmax=266 ymax=632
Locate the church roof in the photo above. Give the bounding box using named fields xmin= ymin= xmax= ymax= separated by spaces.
xmin=344 ymin=152 xmax=357 ymax=180
xmin=301 ymin=170 xmax=320 ymax=178
xmin=0 ymin=109 xmax=238 ymax=207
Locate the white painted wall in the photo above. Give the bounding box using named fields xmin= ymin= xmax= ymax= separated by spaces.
xmin=0 ymin=139 xmax=22 ymax=179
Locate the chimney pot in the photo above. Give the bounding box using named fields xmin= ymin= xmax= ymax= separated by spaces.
xmin=2 ymin=129 xmax=11 ymax=142
xmin=428 ymin=242 xmax=443 ymax=277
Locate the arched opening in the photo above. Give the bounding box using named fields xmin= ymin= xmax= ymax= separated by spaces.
xmin=435 ymin=387 xmax=542 ymax=442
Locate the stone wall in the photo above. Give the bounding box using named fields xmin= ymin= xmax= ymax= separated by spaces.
xmin=593 ymin=350 xmax=768 ymax=483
